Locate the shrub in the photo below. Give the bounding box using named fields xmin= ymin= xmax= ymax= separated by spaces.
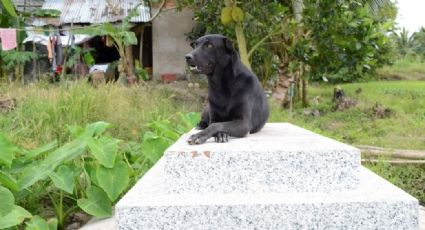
xmin=302 ymin=0 xmax=393 ymax=83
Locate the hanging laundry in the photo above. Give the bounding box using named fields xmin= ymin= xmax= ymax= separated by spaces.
xmin=55 ymin=35 xmax=63 ymax=66
xmin=51 ymin=36 xmax=57 ymax=72
xmin=0 ymin=29 xmax=17 ymax=51
xmin=47 ymin=37 xmax=53 ymax=62
xmin=70 ymin=33 xmax=75 ymax=49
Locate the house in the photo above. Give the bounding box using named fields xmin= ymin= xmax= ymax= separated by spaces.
xmin=151 ymin=1 xmax=195 ymax=80
xmin=16 ymin=0 xmax=195 ymax=81
xmin=12 ymin=0 xmax=44 ymax=13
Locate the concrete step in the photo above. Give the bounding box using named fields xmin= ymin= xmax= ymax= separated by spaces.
xmin=116 ymin=159 xmax=418 ymax=229
xmin=116 ymin=123 xmax=418 ymax=229
xmin=164 ymin=123 xmax=360 ymax=193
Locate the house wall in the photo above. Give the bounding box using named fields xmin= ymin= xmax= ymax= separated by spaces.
xmin=152 ymin=8 xmax=194 ymax=79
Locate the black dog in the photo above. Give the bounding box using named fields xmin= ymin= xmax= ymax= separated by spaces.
xmin=185 ymin=34 xmax=269 ymax=145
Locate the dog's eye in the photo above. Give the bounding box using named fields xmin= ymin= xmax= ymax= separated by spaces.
xmin=190 ymin=41 xmax=196 ymax=48
xmin=205 ymin=43 xmax=213 ymax=49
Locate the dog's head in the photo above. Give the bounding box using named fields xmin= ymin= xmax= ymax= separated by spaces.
xmin=185 ymin=34 xmax=235 ymax=75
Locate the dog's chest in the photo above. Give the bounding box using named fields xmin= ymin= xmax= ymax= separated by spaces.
xmin=208 ymin=89 xmax=232 ymax=117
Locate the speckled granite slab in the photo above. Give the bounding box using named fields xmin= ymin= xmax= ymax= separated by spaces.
xmin=116 ymin=123 xmax=418 ymax=229
xmin=116 ymin=159 xmax=418 ymax=229
xmin=164 ymin=123 xmax=360 ymax=193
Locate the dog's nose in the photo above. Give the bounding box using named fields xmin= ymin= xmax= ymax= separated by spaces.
xmin=185 ymin=54 xmax=193 ymax=61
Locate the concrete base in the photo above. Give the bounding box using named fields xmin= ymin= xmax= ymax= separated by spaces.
xmin=115 ymin=123 xmax=419 ymax=229
xmin=116 ymin=160 xmax=418 ymax=229
xmin=165 ymin=123 xmax=360 ymax=193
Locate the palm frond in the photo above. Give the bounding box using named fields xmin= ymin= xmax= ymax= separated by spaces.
xmin=365 ymin=0 xmax=392 ymax=17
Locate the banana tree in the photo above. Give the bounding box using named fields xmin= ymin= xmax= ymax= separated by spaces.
xmin=219 ymin=0 xmax=250 ymax=69
xmin=76 ymin=9 xmax=139 ymax=84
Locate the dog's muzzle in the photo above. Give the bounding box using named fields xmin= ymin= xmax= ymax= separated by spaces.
xmin=185 ymin=53 xmax=202 ymax=73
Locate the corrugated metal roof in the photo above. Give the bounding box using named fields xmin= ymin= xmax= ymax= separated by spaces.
xmin=38 ymin=0 xmax=150 ymax=25
xmin=12 ymin=0 xmax=44 ymax=13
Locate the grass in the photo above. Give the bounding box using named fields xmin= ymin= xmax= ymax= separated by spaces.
xmin=269 ymin=80 xmax=425 ymax=203
xmin=377 ymin=56 xmax=425 ymax=81
xmin=270 ymin=81 xmax=425 ymax=150
xmin=368 ymin=160 xmax=425 ymax=204
xmin=1 ymin=78 xmax=424 ymax=205
xmin=0 ymin=81 xmax=201 ymax=148
xmin=2 ymin=80 xmax=423 ymax=150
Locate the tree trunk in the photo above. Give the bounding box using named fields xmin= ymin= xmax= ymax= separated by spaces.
xmin=292 ymin=0 xmax=304 ymax=22
xmin=125 ymin=45 xmax=136 ymax=85
xmin=272 ymin=80 xmax=290 ymax=103
xmin=0 ymin=50 xmax=3 ymax=81
xmin=32 ymin=42 xmax=37 ymax=82
xmin=16 ymin=15 xmax=24 ymax=85
xmin=296 ymin=74 xmax=301 ymax=101
xmin=234 ymin=23 xmax=251 ymax=70
xmin=358 ymin=145 xmax=425 ymax=159
xmin=272 ymin=64 xmax=291 ymax=106
xmin=302 ymin=78 xmax=308 ymax=107
xmin=293 ymin=0 xmax=306 ymax=105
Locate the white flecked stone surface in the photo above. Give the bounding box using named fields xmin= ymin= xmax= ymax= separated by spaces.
xmin=115 ymin=123 xmax=419 ymax=230
xmin=165 ymin=123 xmax=360 ymax=193
xmin=116 ymin=160 xmax=418 ymax=229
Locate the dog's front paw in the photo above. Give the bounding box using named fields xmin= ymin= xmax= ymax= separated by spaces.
xmin=187 ymin=133 xmax=209 ymax=145
xmin=196 ymin=121 xmax=208 ymax=130
xmin=214 ymin=132 xmax=229 ymax=143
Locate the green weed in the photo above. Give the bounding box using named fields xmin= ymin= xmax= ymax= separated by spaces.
xmin=270 ymin=81 xmax=425 ymax=204
xmin=377 ymin=56 xmax=425 ymax=81
xmin=0 ymin=112 xmax=199 ymax=229
xmin=0 ymin=82 xmax=200 ymax=148
xmin=366 ymin=161 xmax=425 ymax=204
xmin=271 ymin=81 xmax=425 ymax=150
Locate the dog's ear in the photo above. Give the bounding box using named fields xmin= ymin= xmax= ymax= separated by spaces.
xmin=223 ymin=37 xmax=234 ymax=53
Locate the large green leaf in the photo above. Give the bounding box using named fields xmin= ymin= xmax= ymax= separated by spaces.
xmin=141 ymin=132 xmax=171 ymax=163
xmin=0 ymin=205 xmax=32 ymax=229
xmin=0 ymin=0 xmax=17 ymax=17
xmin=96 ymin=161 xmax=129 ymax=201
xmin=83 ymin=52 xmax=95 ymax=67
xmin=177 ymin=112 xmax=201 ymax=133
xmin=23 ymin=140 xmax=58 ymax=162
xmin=48 ymin=165 xmax=76 ymax=194
xmin=32 ymin=9 xmax=61 ymax=18
xmin=88 ymin=136 xmax=119 ymax=168
xmin=149 ymin=120 xmax=180 ymax=141
xmin=121 ymin=31 xmax=138 ymax=45
xmin=0 ymin=133 xmax=20 ymax=167
xmin=0 ymin=171 xmax=19 ymax=191
xmin=103 ymin=23 xmax=118 ymax=34
xmin=77 ymin=186 xmax=112 ymax=218
xmin=47 ymin=218 xmax=58 ymax=230
xmin=18 ymin=138 xmax=87 ymax=190
xmin=66 ymin=125 xmax=85 ymax=138
xmin=26 ymin=215 xmax=49 ymax=230
xmin=83 ymin=122 xmax=110 ymax=138
xmin=0 ymin=186 xmax=14 ymax=217
xmin=84 ymin=163 xmax=100 ymax=186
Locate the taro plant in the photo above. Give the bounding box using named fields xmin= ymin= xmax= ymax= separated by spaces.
xmin=0 ymin=112 xmax=199 ymax=229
